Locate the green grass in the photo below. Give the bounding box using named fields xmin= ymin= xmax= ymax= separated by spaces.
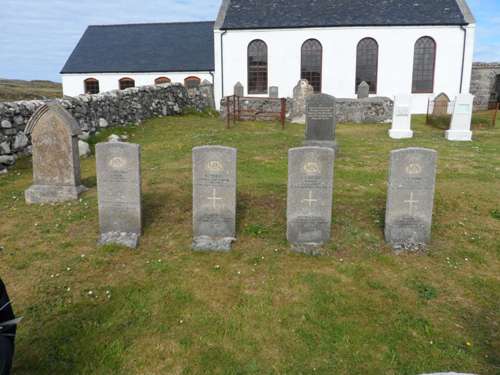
xmin=0 ymin=115 xmax=499 ymax=374
xmin=0 ymin=79 xmax=62 ymax=102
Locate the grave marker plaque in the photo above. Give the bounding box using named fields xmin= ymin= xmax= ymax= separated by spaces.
xmin=25 ymin=103 xmax=86 ymax=204
xmin=389 ymin=94 xmax=413 ymax=139
xmin=357 ymin=81 xmax=370 ymax=99
xmin=269 ymin=86 xmax=279 ymax=98
xmin=234 ymin=82 xmax=244 ymax=97
xmin=385 ymin=148 xmax=437 ymax=251
xmin=287 ymin=147 xmax=335 ymax=255
xmin=304 ymin=94 xmax=337 ymax=150
xmin=192 ymin=146 xmax=237 ymax=251
xmin=446 ymin=94 xmax=474 ymax=141
xmin=96 ymin=141 xmax=142 ymax=248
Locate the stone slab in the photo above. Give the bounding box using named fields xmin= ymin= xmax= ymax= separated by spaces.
xmin=192 ymin=146 xmax=237 ymax=252
xmin=25 ymin=185 xmax=87 ymax=204
xmin=96 ymin=141 xmax=142 ymax=249
xmin=446 ymin=94 xmax=473 ymax=141
xmin=269 ymin=86 xmax=279 ymax=98
xmin=287 ymin=147 xmax=335 ymax=254
xmin=357 ymin=81 xmax=370 ymax=99
xmin=385 ymin=148 xmax=437 ymax=251
xmin=389 ymin=94 xmax=413 ymax=139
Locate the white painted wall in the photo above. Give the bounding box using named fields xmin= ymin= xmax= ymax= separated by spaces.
xmin=214 ymin=25 xmax=476 ymax=113
xmin=62 ymin=71 xmax=214 ymax=97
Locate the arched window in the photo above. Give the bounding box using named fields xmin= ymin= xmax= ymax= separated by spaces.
xmin=119 ymin=77 xmax=135 ymax=90
xmin=412 ymin=37 xmax=436 ymax=93
xmin=301 ymin=39 xmax=322 ymax=93
xmin=84 ymin=78 xmax=99 ymax=94
xmin=155 ymin=77 xmax=171 ymax=85
xmin=247 ymin=39 xmax=268 ymax=94
xmin=356 ymin=38 xmax=378 ymax=94
xmin=184 ymin=76 xmax=201 ymax=89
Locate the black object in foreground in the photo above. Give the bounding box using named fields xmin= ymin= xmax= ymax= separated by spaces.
xmin=0 ymin=279 xmax=17 ymax=375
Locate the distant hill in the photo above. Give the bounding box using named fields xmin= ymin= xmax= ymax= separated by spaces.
xmin=0 ymin=78 xmax=62 ymax=102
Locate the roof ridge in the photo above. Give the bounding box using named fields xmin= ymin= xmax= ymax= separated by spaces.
xmin=89 ymin=20 xmax=215 ymax=28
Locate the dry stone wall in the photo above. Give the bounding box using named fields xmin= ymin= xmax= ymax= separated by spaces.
xmin=470 ymin=62 xmax=500 ymax=110
xmin=0 ymin=83 xmax=214 ymax=170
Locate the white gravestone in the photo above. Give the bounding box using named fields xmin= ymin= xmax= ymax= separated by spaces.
xmin=96 ymin=141 xmax=142 ymax=249
xmin=192 ymin=146 xmax=237 ymax=252
xmin=287 ymin=147 xmax=335 ymax=255
xmin=446 ymin=93 xmax=474 ymax=141
xmin=389 ymin=94 xmax=413 ymax=139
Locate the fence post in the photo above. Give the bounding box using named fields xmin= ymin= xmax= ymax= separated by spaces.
xmin=237 ymin=96 xmax=241 ymax=122
xmin=280 ymin=98 xmax=286 ymax=129
xmin=426 ymin=98 xmax=431 ymax=125
xmin=232 ymin=95 xmax=237 ymax=126
xmin=226 ymin=97 xmax=230 ymax=129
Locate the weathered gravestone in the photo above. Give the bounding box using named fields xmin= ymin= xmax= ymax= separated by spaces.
xmin=269 ymin=86 xmax=279 ymax=98
xmin=287 ymin=147 xmax=335 ymax=255
xmin=304 ymin=94 xmax=337 ymax=150
xmin=357 ymin=81 xmax=370 ymax=99
xmin=96 ymin=141 xmax=142 ymax=249
xmin=192 ymin=146 xmax=237 ymax=251
xmin=385 ymin=148 xmax=437 ymax=251
xmin=432 ymin=93 xmax=450 ymax=116
xmin=234 ymin=82 xmax=244 ymax=97
xmin=446 ymin=93 xmax=474 ymax=141
xmin=289 ymin=79 xmax=315 ymax=124
xmin=389 ymin=94 xmax=413 ymax=139
xmin=24 ymin=103 xmax=86 ymax=204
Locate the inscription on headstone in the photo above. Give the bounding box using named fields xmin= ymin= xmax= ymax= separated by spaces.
xmin=24 ymin=103 xmax=86 ymax=204
xmin=304 ymin=94 xmax=337 ymax=150
xmin=357 ymin=81 xmax=370 ymax=99
xmin=389 ymin=94 xmax=413 ymax=139
xmin=234 ymin=82 xmax=244 ymax=97
xmin=269 ymin=86 xmax=279 ymax=98
xmin=96 ymin=141 xmax=142 ymax=249
xmin=446 ymin=94 xmax=474 ymax=141
xmin=287 ymin=147 xmax=335 ymax=255
xmin=385 ymin=148 xmax=437 ymax=251
xmin=192 ymin=146 xmax=237 ymax=251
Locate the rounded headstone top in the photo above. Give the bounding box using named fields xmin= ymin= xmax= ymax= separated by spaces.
xmin=25 ymin=103 xmax=81 ymax=136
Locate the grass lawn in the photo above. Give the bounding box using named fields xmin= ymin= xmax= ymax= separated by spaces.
xmin=0 ymin=114 xmax=499 ymax=375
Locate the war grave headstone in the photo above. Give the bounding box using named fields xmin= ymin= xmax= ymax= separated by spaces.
xmin=192 ymin=146 xmax=237 ymax=252
xmin=287 ymin=147 xmax=335 ymax=255
xmin=357 ymin=81 xmax=370 ymax=99
xmin=96 ymin=140 xmax=142 ymax=249
xmin=446 ymin=93 xmax=474 ymax=141
xmin=432 ymin=93 xmax=450 ymax=116
xmin=24 ymin=103 xmax=86 ymax=204
xmin=389 ymin=94 xmax=413 ymax=139
xmin=304 ymin=94 xmax=337 ymax=151
xmin=385 ymin=148 xmax=437 ymax=251
xmin=269 ymin=86 xmax=279 ymax=98
xmin=234 ymin=82 xmax=244 ymax=97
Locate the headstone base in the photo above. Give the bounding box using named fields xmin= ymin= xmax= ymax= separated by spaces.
xmin=303 ymin=140 xmax=338 ymax=151
xmin=389 ymin=129 xmax=414 ymax=139
xmin=445 ymin=130 xmax=472 ymax=141
xmin=291 ymin=243 xmax=325 ymax=256
xmin=99 ymin=232 xmax=139 ymax=249
xmin=192 ymin=236 xmax=235 ymax=252
xmin=25 ymin=184 xmax=87 ymax=204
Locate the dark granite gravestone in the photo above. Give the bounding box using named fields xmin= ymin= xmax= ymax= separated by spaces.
xmin=269 ymin=86 xmax=279 ymax=98
xmin=385 ymin=148 xmax=437 ymax=251
xmin=96 ymin=141 xmax=142 ymax=249
xmin=304 ymin=94 xmax=337 ymax=150
xmin=192 ymin=146 xmax=237 ymax=251
xmin=234 ymin=82 xmax=244 ymax=97
xmin=24 ymin=103 xmax=86 ymax=204
xmin=287 ymin=146 xmax=335 ymax=255
xmin=357 ymin=81 xmax=370 ymax=99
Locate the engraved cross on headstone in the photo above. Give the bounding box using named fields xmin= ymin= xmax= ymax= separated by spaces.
xmin=404 ymin=192 xmax=419 ymax=216
xmin=302 ymin=190 xmax=318 ymax=208
xmin=208 ymin=188 xmax=223 ymax=209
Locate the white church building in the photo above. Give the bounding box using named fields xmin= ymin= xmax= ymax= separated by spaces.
xmin=61 ymin=0 xmax=476 ymax=114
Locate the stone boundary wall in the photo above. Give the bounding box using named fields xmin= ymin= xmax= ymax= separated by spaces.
xmin=470 ymin=62 xmax=500 ymax=110
xmin=0 ymin=83 xmax=214 ymax=170
xmin=220 ymin=96 xmax=393 ymax=124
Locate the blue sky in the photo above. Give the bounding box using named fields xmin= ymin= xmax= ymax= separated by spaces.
xmin=0 ymin=0 xmax=499 ymax=82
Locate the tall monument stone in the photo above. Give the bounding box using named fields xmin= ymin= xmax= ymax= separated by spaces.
xmin=389 ymin=94 xmax=413 ymax=139
xmin=446 ymin=94 xmax=474 ymax=141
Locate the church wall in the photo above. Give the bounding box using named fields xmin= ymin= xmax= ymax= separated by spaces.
xmin=62 ymin=71 xmax=214 ymax=97
xmin=215 ymin=25 xmax=475 ymax=114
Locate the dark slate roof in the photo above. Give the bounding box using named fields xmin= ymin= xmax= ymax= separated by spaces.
xmin=61 ymin=21 xmax=215 ymax=74
xmin=220 ymin=0 xmax=471 ymax=30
